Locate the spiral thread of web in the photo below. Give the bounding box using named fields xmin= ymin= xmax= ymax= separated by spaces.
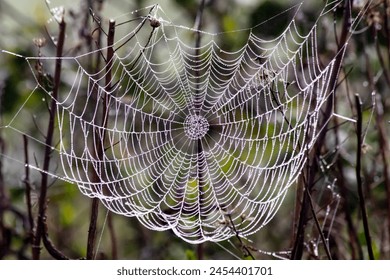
xmin=17 ymin=3 xmax=342 ymax=243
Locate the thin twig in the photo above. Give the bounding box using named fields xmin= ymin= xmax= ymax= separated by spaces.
xmin=85 ymin=5 xmax=104 ymax=260
xmin=382 ymin=0 xmax=390 ymax=84
xmin=42 ymin=219 xmax=69 ymax=259
xmin=194 ymin=0 xmax=207 ymax=260
xmin=86 ymin=19 xmax=116 ymax=260
xmin=194 ymin=0 xmax=206 ymax=114
xmin=226 ymin=214 xmax=255 ymax=260
xmin=291 ymin=0 xmax=353 ymax=260
xmin=114 ymin=17 xmax=148 ymax=52
xmin=375 ymin=93 xmax=390 ymax=258
xmin=363 ymin=39 xmax=389 ymax=258
xmin=195 ymin=0 xmax=206 ymax=51
xmin=374 ymin=5 xmax=390 ymax=254
xmin=333 ymin=113 xmax=362 ymax=259
xmin=354 ymin=94 xmax=375 ymax=260
xmin=107 ymin=212 xmax=118 ymax=259
xmin=32 ymin=17 xmax=66 ymax=260
xmin=306 ymin=188 xmax=332 ymax=259
xmin=374 ymin=30 xmax=390 ymax=87
xmin=23 ymin=135 xmax=35 ymax=257
xmin=0 ymin=123 xmax=7 ymax=258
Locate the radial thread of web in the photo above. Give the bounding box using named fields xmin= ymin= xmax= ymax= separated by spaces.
xmin=1 ymin=1 xmax=349 ymax=244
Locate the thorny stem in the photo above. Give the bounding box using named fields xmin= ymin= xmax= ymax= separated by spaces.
xmin=355 ymin=94 xmax=374 ymax=260
xmin=32 ymin=18 xmax=66 ymax=260
xmin=86 ymin=19 xmax=116 ymax=260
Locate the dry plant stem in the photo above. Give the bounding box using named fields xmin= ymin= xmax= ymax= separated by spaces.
xmin=32 ymin=18 xmax=66 ymax=260
xmin=194 ymin=0 xmax=206 ymax=55
xmin=42 ymin=222 xmax=69 ymax=259
xmin=226 ymin=214 xmax=255 ymax=260
xmin=87 ymin=198 xmax=99 ymax=259
xmin=375 ymin=34 xmax=390 ymax=87
xmin=333 ymin=116 xmax=362 ymax=259
xmin=86 ymin=19 xmax=116 ymax=260
xmin=0 ymin=80 xmax=7 ymax=257
xmin=335 ymin=61 xmax=363 ymax=258
xmin=383 ymin=0 xmax=390 ymax=59
xmin=23 ymin=135 xmax=35 ymax=257
xmin=0 ymin=128 xmax=6 ymax=257
xmin=107 ymin=212 xmax=118 ymax=259
xmin=114 ymin=17 xmax=148 ymax=53
xmin=291 ymin=0 xmax=352 ymax=260
xmin=85 ymin=7 xmax=103 ymax=260
xmin=375 ymin=94 xmax=390 ymax=257
xmin=195 ymin=0 xmax=206 ymax=260
xmin=375 ymin=5 xmax=390 ymax=252
xmin=354 ymin=94 xmax=374 ymax=260
xmin=378 ymin=1 xmax=390 ymax=87
xmin=306 ymin=189 xmax=332 ymax=260
xmin=364 ymin=43 xmax=390 ymax=258
xmin=83 ymin=0 xmax=95 ymax=55
xmin=105 ymin=21 xmax=118 ymax=260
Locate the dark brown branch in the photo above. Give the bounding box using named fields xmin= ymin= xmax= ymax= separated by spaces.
xmin=374 ymin=8 xmax=390 ymax=251
xmin=306 ymin=187 xmax=332 ymax=259
xmin=0 ymin=123 xmax=7 ymax=258
xmin=42 ymin=218 xmax=69 ymax=259
xmin=291 ymin=0 xmax=353 ymax=260
xmin=333 ymin=108 xmax=363 ymax=259
xmin=194 ymin=0 xmax=207 ymax=260
xmin=102 ymin=21 xmax=117 ymax=260
xmin=23 ymin=135 xmax=35 ymax=257
xmin=195 ymin=0 xmax=206 ymax=51
xmin=194 ymin=0 xmax=206 ymax=113
xmin=86 ymin=19 xmax=116 ymax=260
xmin=374 ymin=30 xmax=390 ymax=87
xmin=354 ymin=94 xmax=374 ymax=260
xmin=85 ymin=5 xmax=104 ymax=260
xmin=375 ymin=93 xmax=390 ymax=258
xmin=382 ymin=0 xmax=390 ymax=77
xmin=86 ymin=198 xmax=99 ymax=260
xmin=32 ymin=18 xmax=66 ymax=260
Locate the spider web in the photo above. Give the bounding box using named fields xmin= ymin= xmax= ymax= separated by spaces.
xmin=0 ymin=1 xmax=360 ymax=244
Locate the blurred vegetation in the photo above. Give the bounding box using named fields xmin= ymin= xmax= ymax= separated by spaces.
xmin=0 ymin=0 xmax=390 ymax=260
